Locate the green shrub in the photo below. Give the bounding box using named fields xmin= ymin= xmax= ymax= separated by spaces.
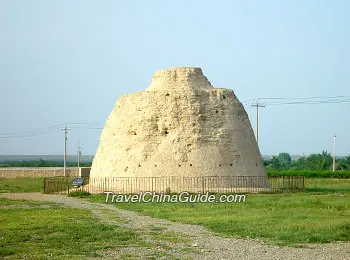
xmin=68 ymin=190 xmax=91 ymax=197
xmin=267 ymin=169 xmax=350 ymax=178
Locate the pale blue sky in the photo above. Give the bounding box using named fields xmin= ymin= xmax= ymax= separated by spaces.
xmin=1 ymin=0 xmax=349 ymax=155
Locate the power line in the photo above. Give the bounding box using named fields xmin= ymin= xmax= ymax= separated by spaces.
xmin=1 ymin=95 xmax=349 ymax=139
xmin=0 ymin=123 xmax=102 ymax=138
xmin=0 ymin=124 xmax=65 ymax=136
xmin=258 ymin=95 xmax=350 ymax=100
xmin=0 ymin=129 xmax=62 ymax=139
xmin=263 ymin=98 xmax=350 ymax=106
xmin=242 ymin=99 xmax=257 ymax=105
xmin=241 ymin=95 xmax=349 ymax=147
xmin=242 ymin=96 xmax=350 ymax=107
xmin=0 ymin=122 xmax=100 ymax=136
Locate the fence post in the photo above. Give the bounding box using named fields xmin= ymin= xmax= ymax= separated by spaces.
xmin=202 ymin=177 xmax=205 ymax=193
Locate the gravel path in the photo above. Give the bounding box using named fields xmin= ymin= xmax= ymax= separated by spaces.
xmin=1 ymin=193 xmax=349 ymax=260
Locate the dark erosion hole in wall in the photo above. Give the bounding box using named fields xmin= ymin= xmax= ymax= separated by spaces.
xmin=128 ymin=130 xmax=137 ymax=135
xmin=223 ymin=95 xmax=226 ymax=99
xmin=166 ymin=93 xmax=170 ymax=96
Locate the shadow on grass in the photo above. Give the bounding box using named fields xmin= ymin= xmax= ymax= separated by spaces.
xmin=306 ymin=187 xmax=350 ymax=193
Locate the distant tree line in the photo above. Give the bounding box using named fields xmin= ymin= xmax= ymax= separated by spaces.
xmin=0 ymin=159 xmax=92 ymax=168
xmin=1 ymin=151 xmax=350 ymax=170
xmin=264 ymin=151 xmax=350 ymax=171
xmin=1 ymin=152 xmax=350 ymax=178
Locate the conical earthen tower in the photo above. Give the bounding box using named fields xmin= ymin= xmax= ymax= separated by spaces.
xmin=90 ymin=67 xmax=266 ymax=178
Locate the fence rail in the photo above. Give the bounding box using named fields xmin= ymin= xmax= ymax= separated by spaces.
xmin=44 ymin=176 xmax=305 ymax=194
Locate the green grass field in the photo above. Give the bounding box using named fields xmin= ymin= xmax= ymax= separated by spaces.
xmin=90 ymin=179 xmax=350 ymax=246
xmin=0 ymin=198 xmax=146 ymax=259
xmin=0 ymin=177 xmax=43 ymax=193
xmin=1 ymin=177 xmax=349 ymax=248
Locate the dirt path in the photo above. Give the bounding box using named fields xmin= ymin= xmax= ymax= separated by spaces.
xmin=1 ymin=193 xmax=349 ymax=260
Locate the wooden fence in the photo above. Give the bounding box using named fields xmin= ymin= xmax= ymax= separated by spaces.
xmin=44 ymin=176 xmax=305 ymax=194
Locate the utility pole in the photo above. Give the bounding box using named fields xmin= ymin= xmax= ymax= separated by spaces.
xmin=61 ymin=126 xmax=71 ymax=177
xmin=333 ymin=134 xmax=336 ymax=172
xmin=77 ymin=141 xmax=82 ymax=168
xmin=251 ymin=100 xmax=265 ymax=145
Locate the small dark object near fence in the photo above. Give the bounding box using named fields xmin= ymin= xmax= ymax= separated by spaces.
xmin=44 ymin=176 xmax=305 ymax=195
xmin=44 ymin=176 xmax=89 ymax=194
xmin=72 ymin=177 xmax=85 ymax=188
